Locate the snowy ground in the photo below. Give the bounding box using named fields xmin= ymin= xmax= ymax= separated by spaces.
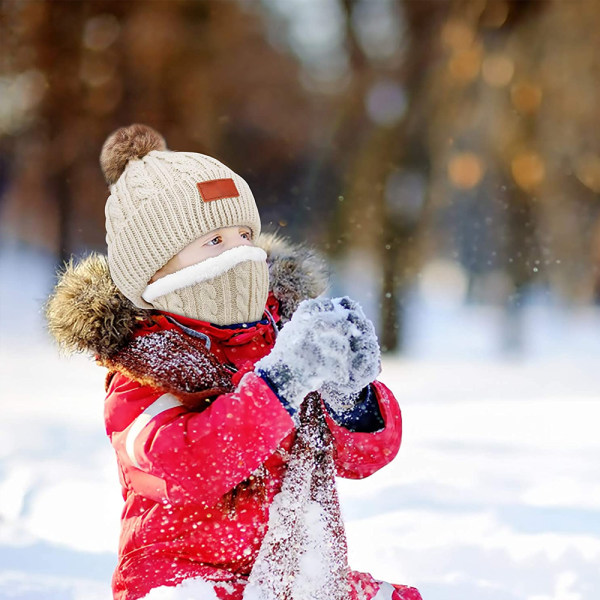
xmin=1 ymin=342 xmax=598 ymax=600
xmin=1 ymin=247 xmax=599 ymax=600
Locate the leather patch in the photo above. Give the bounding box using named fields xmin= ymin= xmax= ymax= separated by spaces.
xmin=197 ymin=178 xmax=239 ymax=202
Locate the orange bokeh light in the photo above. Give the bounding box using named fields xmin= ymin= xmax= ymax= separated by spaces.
xmin=511 ymin=82 xmax=543 ymax=113
xmin=448 ymin=152 xmax=485 ymax=189
xmin=449 ymin=46 xmax=483 ymax=83
xmin=482 ymin=54 xmax=514 ymax=87
xmin=575 ymin=154 xmax=600 ymax=193
xmin=511 ymin=152 xmax=545 ymax=191
xmin=441 ymin=19 xmax=475 ymax=51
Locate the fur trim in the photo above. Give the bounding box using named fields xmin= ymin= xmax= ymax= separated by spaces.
xmin=45 ymin=254 xmax=146 ymax=359
xmin=257 ymin=233 xmax=329 ymax=323
xmin=142 ymin=246 xmax=268 ymax=303
xmin=100 ymin=124 xmax=166 ymax=185
xmin=46 ymin=233 xmax=329 ymax=357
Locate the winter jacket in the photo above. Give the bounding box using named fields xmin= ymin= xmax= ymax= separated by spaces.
xmin=46 ymin=234 xmax=419 ymax=600
xmin=106 ymin=308 xmax=402 ymax=600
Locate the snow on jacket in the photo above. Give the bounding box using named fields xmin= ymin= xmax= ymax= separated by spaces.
xmin=46 ymin=234 xmax=408 ymax=600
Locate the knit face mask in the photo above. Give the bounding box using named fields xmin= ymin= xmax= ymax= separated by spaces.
xmin=142 ymin=246 xmax=269 ymax=325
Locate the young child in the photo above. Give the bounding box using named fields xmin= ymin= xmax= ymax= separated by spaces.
xmin=46 ymin=124 xmax=421 ymax=600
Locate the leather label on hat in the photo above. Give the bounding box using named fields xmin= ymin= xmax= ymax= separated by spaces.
xmin=197 ymin=178 xmax=240 ymax=202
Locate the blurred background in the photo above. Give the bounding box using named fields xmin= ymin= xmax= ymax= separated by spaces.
xmin=3 ymin=0 xmax=600 ymax=356
xmin=1 ymin=2 xmax=600 ymax=600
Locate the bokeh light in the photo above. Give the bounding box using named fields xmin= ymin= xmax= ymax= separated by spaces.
xmin=575 ymin=153 xmax=600 ymax=193
xmin=365 ymin=80 xmax=407 ymax=126
xmin=441 ymin=19 xmax=476 ymax=51
xmin=448 ymin=45 xmax=482 ymax=83
xmin=448 ymin=152 xmax=485 ymax=190
xmin=511 ymin=151 xmax=545 ymax=192
xmin=510 ymin=81 xmax=543 ymax=114
xmin=482 ymin=53 xmax=514 ymax=88
xmin=83 ymin=14 xmax=120 ymax=52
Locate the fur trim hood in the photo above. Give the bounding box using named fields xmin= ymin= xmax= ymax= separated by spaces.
xmin=46 ymin=233 xmax=328 ymax=360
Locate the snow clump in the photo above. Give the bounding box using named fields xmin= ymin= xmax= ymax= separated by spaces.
xmin=142 ymin=577 xmax=218 ymax=600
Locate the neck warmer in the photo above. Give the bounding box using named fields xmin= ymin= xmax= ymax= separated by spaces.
xmin=142 ymin=246 xmax=269 ymax=325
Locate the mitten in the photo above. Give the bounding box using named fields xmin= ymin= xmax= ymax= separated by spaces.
xmin=255 ymin=296 xmax=380 ymax=417
xmin=322 ymin=385 xmax=385 ymax=433
xmin=318 ymin=296 xmax=381 ymax=414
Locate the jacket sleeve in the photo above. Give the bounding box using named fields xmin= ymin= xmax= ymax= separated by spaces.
xmin=105 ymin=371 xmax=295 ymax=507
xmin=324 ymin=380 xmax=402 ymax=480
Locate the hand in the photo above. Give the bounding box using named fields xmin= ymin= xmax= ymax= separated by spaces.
xmin=317 ymin=297 xmax=381 ymax=413
xmin=255 ymin=296 xmax=380 ymax=412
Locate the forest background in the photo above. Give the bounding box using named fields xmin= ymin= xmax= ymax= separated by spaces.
xmin=3 ymin=0 xmax=600 ymax=354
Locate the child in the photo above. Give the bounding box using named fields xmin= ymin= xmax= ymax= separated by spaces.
xmin=46 ymin=124 xmax=422 ymax=600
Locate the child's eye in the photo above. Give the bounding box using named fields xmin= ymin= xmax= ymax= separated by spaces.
xmin=240 ymin=231 xmax=251 ymax=240
xmin=206 ymin=236 xmax=222 ymax=246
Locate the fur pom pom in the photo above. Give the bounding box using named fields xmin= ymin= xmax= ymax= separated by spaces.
xmin=100 ymin=123 xmax=167 ymax=185
xmin=45 ymin=254 xmax=147 ymax=358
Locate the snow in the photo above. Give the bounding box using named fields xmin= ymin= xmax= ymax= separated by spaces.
xmin=246 ymin=396 xmax=347 ymax=600
xmin=143 ymin=578 xmax=218 ymax=600
xmin=337 ymin=360 xmax=600 ymax=600
xmin=2 ymin=339 xmax=599 ymax=599
xmin=2 ymin=247 xmax=600 ymax=600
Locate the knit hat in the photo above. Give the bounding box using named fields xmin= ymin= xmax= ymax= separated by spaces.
xmin=100 ymin=124 xmax=262 ymax=309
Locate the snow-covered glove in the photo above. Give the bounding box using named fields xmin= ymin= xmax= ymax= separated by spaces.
xmin=318 ymin=297 xmax=381 ymax=415
xmin=255 ymin=296 xmax=381 ymax=417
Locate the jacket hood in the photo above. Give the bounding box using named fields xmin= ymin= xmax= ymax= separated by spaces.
xmin=46 ymin=232 xmax=328 ymax=360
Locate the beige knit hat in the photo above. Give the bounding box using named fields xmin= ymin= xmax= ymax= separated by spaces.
xmin=100 ymin=124 xmax=261 ymax=308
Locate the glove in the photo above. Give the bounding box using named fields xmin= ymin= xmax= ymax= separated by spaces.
xmin=255 ymin=296 xmax=381 ymax=415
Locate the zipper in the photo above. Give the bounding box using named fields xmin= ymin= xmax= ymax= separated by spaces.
xmin=164 ymin=315 xmax=212 ymax=350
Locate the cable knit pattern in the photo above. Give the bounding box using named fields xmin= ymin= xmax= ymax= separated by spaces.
xmin=105 ymin=148 xmax=261 ymax=309
xmin=150 ymin=259 xmax=269 ymax=325
xmin=235 ymin=259 xmax=251 ymax=321
xmin=202 ymin=279 xmax=220 ymax=322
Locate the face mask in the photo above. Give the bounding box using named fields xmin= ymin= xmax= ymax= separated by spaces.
xmin=142 ymin=246 xmax=269 ymax=325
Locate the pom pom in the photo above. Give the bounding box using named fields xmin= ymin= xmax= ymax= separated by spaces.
xmin=100 ymin=123 xmax=167 ymax=185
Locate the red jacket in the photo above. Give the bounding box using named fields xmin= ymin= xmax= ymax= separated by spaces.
xmin=104 ymin=307 xmax=403 ymax=600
